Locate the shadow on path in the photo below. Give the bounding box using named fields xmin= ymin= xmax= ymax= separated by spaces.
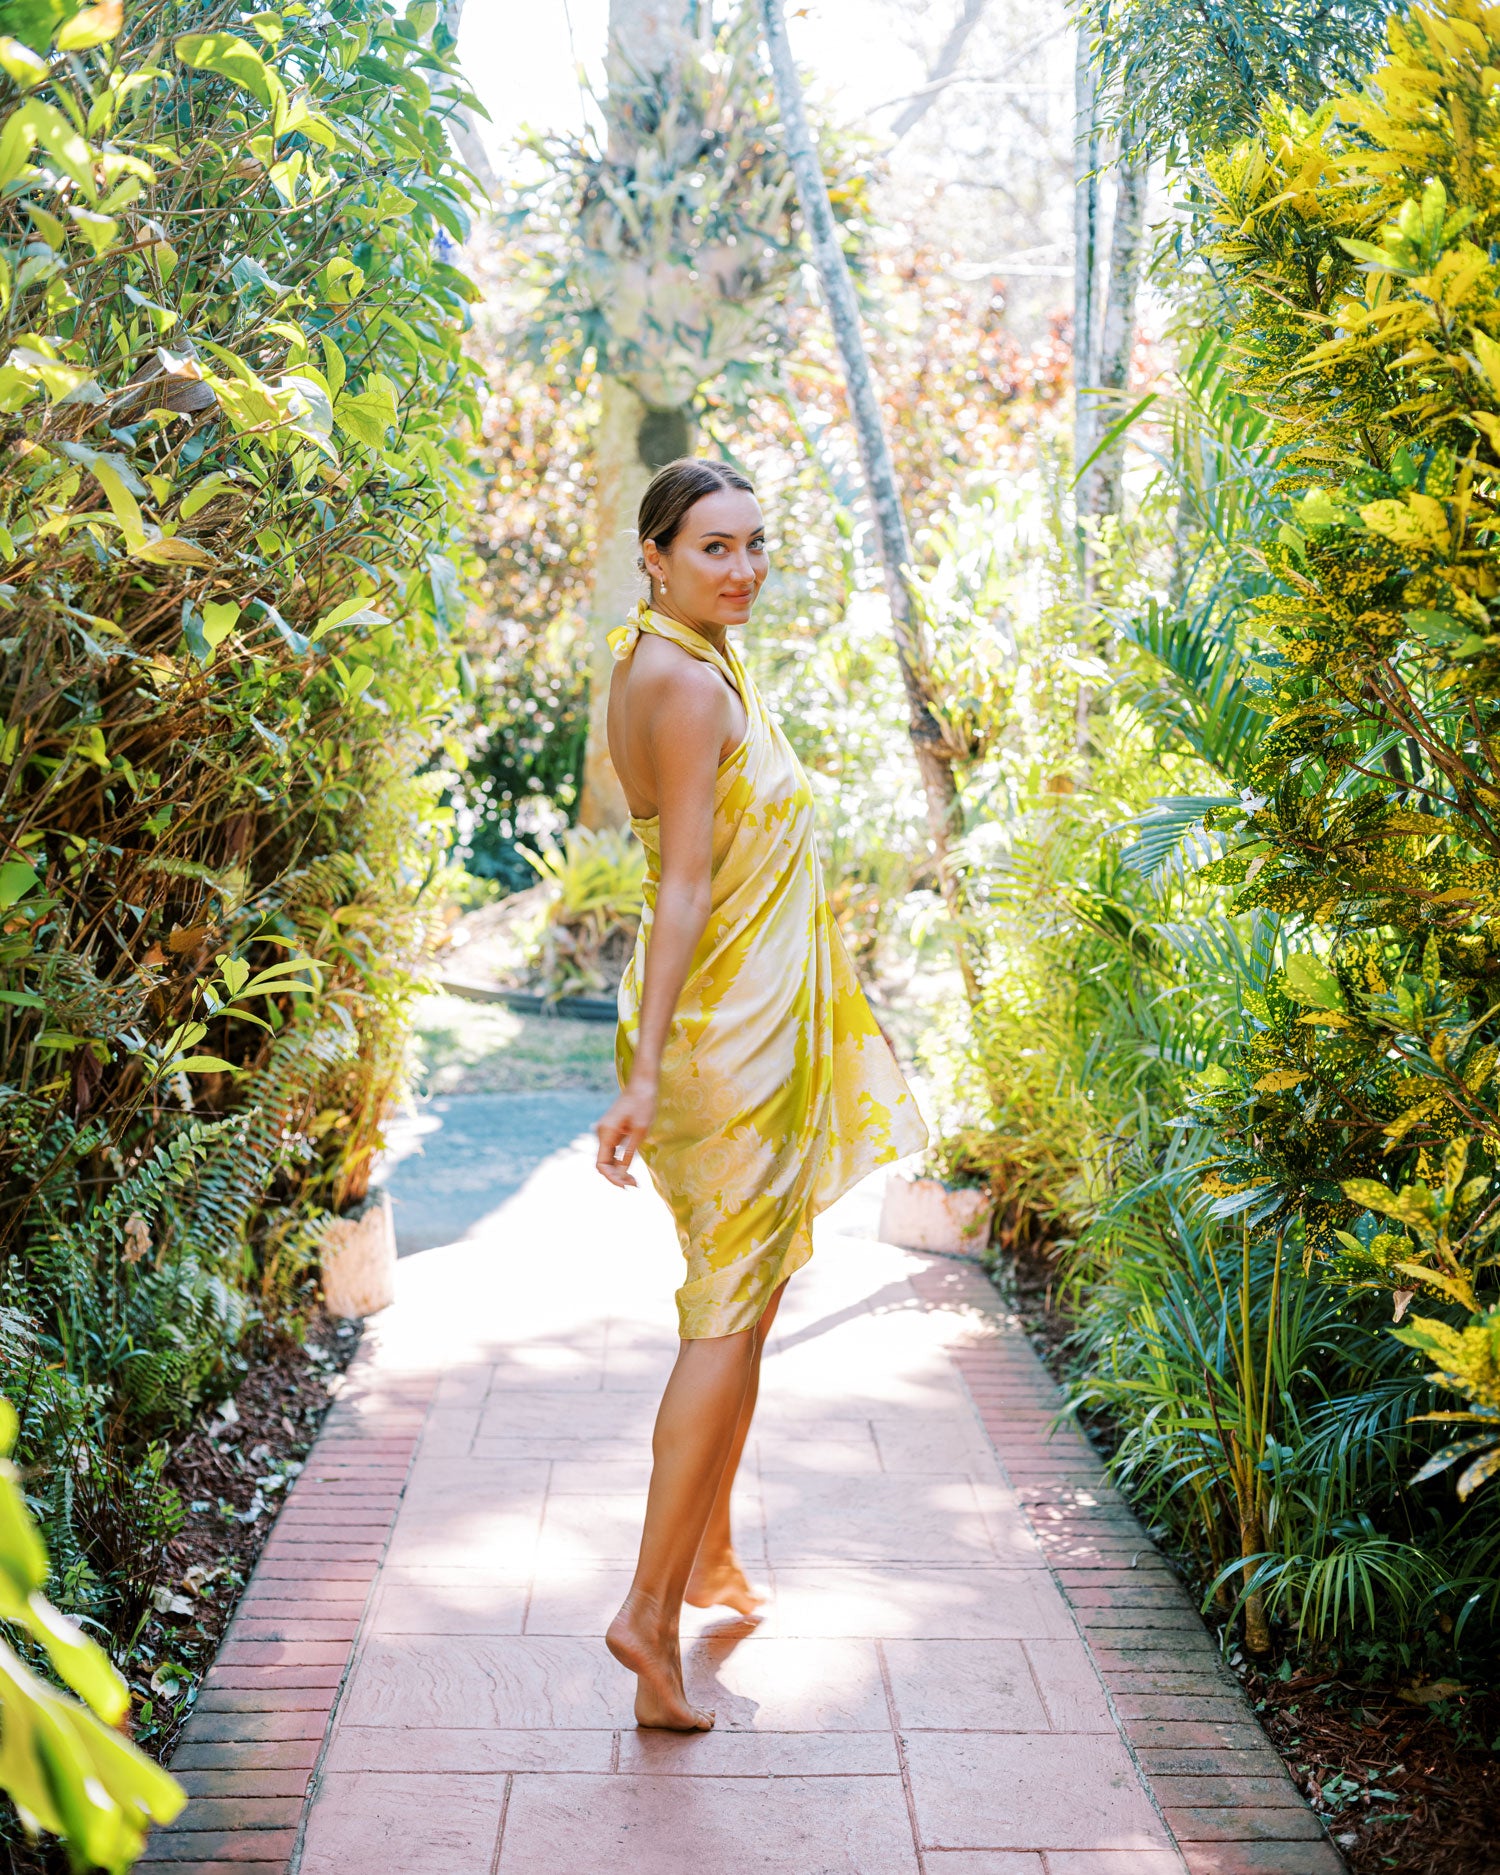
xmin=374 ymin=1090 xmax=602 ymax=1254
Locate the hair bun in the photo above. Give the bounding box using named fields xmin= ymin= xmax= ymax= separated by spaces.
xmin=636 ymin=458 xmax=757 ymax=565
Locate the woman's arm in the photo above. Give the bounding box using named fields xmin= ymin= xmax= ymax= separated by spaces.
xmin=595 ymin=658 xmax=728 ymax=1187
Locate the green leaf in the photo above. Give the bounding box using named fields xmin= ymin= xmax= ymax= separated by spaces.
xmin=174 ymin=32 xmax=284 ymax=112
xmin=319 ymin=257 xmax=364 ymax=305
xmin=1283 ymin=951 xmax=1343 ymax=1011
xmin=0 ymin=99 xmax=94 ymax=194
xmin=280 ymin=372 xmax=334 ymax=442
xmin=54 ymin=2 xmax=124 ymax=51
xmin=67 ymin=207 xmax=116 ymax=255
xmin=201 ymin=602 xmax=240 ymax=649
xmin=0 ymin=38 xmax=50 ymax=85
xmin=230 ymin=254 xmax=291 ymax=298
xmin=319 ymin=335 xmax=347 ymax=401
xmin=1342 ymin=1176 xmax=1403 ymax=1215
xmin=334 ymin=374 xmax=398 ymax=450
xmin=310 ymin=595 xmax=386 ymax=644
xmin=179 ymin=473 xmax=240 ymax=521
xmin=425 ymin=549 xmax=462 ymax=639
xmin=0 ymin=862 xmax=39 ymax=909
xmin=1071 ymin=392 xmax=1158 ymax=488
xmin=173 ymin=1056 xmax=235 ymax=1074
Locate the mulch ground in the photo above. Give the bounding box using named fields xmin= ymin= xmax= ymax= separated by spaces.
xmin=134 ymin=1310 xmax=363 ymax=1761
xmin=994 ymin=1235 xmax=1500 ymax=1875
xmin=1 ymin=1312 xmax=361 ymax=1875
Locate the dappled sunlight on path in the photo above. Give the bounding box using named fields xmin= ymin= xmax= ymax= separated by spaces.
xmin=144 ymin=1098 xmax=1340 ymax=1874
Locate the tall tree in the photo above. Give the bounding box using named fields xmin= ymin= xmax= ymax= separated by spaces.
xmin=759 ymin=0 xmax=965 ymax=891
xmin=1071 ymin=11 xmax=1149 ymax=756
xmin=1072 ymin=19 xmax=1102 ymax=539
xmin=579 ymin=0 xmax=693 ymax=827
xmin=1079 ymin=0 xmax=1394 ymax=164
xmin=516 ymin=0 xmax=805 ymax=827
xmin=439 ymin=0 xmax=499 ymax=195
xmin=1075 ymin=151 xmax=1147 ymax=544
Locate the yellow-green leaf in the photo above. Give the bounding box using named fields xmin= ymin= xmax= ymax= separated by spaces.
xmin=173 ymin=32 xmax=284 ymax=112
xmin=0 ymin=38 xmax=49 ymax=86
xmin=201 ymin=601 xmax=240 ymax=647
xmin=54 ymin=0 xmax=123 ymax=50
xmin=0 ymin=863 xmax=38 ymax=910
xmin=334 ymin=374 xmax=398 ymax=450
xmin=67 ymin=207 xmax=117 ymax=255
xmin=179 ymin=472 xmax=240 ymax=520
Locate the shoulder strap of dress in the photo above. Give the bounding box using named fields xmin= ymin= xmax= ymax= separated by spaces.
xmin=609 ymin=601 xmax=742 ymax=694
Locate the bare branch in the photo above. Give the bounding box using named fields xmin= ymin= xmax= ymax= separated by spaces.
xmin=890 ymin=0 xmax=991 ymax=142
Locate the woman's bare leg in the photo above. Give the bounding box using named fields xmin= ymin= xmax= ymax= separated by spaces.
xmin=606 ymin=1326 xmax=757 ymax=1730
xmin=685 ymin=1279 xmax=786 ymax=1618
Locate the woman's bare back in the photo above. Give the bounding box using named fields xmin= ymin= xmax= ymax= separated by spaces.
xmin=607 ymin=629 xmax=749 ymax=820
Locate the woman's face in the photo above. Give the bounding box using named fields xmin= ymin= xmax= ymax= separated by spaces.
xmin=646 ymin=488 xmax=768 ymax=629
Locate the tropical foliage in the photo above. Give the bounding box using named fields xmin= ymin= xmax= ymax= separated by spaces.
xmin=0 ymin=1400 xmax=182 ymax=1873
xmin=1192 ymin=8 xmax=1500 ymax=1479
xmin=0 ymin=0 xmax=479 ymax=1852
xmin=928 ymin=0 xmax=1500 ymax=1690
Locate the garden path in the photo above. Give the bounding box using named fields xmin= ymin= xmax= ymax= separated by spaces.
xmin=143 ymin=1089 xmax=1341 ymax=1874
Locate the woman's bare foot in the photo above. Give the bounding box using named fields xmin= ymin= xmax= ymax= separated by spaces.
xmin=606 ymin=1602 xmax=715 ymax=1731
xmin=685 ymin=1551 xmax=766 ymax=1620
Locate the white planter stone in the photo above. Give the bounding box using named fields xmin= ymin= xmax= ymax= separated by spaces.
xmin=879 ymin=1172 xmax=994 ymax=1256
xmin=321 ymin=1188 xmax=396 ymax=1318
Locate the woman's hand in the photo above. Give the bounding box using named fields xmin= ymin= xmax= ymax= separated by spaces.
xmin=594 ymin=1077 xmax=657 ymax=1188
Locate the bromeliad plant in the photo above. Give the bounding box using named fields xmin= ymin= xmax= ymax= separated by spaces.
xmin=1183 ymin=0 xmax=1500 ymax=1498
xmin=511 ymin=0 xmax=819 ymax=413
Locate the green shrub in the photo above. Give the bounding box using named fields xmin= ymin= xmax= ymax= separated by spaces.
xmin=522 ymin=826 xmax=645 ymax=1001
xmin=0 ymin=1398 xmax=183 ymax=1872
xmin=0 ymin=0 xmax=478 ymax=1648
xmin=1191 ymin=0 xmax=1500 ymax=1494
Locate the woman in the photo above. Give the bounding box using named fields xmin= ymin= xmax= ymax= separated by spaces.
xmin=593 ymin=458 xmax=927 ymax=1731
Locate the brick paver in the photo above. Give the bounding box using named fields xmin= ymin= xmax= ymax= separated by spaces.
xmin=143 ymin=1128 xmax=1340 ymax=1873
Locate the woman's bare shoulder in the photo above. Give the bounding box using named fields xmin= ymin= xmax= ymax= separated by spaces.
xmin=628 ymin=633 xmax=728 ymax=708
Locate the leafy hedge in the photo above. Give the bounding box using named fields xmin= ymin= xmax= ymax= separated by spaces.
xmin=0 ymin=0 xmax=478 ymax=1657
xmin=1197 ymin=0 xmax=1500 ymax=1498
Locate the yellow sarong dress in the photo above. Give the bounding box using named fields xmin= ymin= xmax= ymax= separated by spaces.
xmin=610 ymin=602 xmax=928 ymax=1340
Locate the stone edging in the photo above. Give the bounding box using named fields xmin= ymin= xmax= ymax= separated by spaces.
xmin=908 ymin=1253 xmax=1347 ymax=1875
xmin=140 ymin=1344 xmax=434 ymax=1871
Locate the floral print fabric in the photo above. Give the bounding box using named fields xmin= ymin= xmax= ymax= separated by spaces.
xmin=613 ymin=603 xmax=928 ymax=1339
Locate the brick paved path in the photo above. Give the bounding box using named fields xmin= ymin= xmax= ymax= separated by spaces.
xmin=144 ymin=1120 xmax=1341 ymax=1874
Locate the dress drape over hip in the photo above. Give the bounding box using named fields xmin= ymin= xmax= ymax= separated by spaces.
xmin=610 ymin=602 xmax=928 ymax=1340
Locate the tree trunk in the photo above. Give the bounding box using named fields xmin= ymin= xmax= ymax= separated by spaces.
xmin=1072 ymin=21 xmax=1102 ymax=536
xmin=759 ymin=0 xmax=963 ymax=878
xmin=576 ymin=380 xmax=695 ymax=830
xmin=439 ymin=0 xmax=499 ymax=196
xmin=576 ymin=0 xmax=694 ymax=830
xmin=1072 ymin=23 xmax=1146 ymax=760
xmin=1086 ymin=154 xmax=1147 ymax=524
